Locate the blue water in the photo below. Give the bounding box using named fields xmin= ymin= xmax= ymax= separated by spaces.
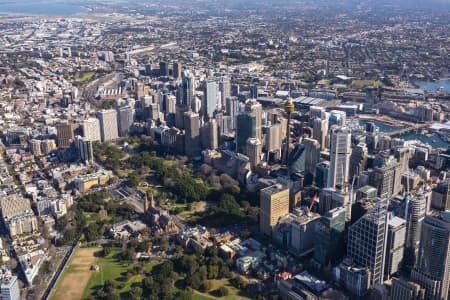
xmin=414 ymin=80 xmax=450 ymax=93
xmin=358 ymin=120 xmax=405 ymax=132
xmin=399 ymin=132 xmax=450 ymax=150
xmin=359 ymin=119 xmax=450 ymax=149
xmin=0 ymin=1 xmax=86 ymax=15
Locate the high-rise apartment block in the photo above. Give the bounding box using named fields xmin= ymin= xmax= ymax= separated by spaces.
xmin=183 ymin=111 xmax=200 ymax=158
xmin=82 ymin=118 xmax=101 ymax=141
xmin=260 ymin=185 xmax=289 ymax=237
xmin=98 ymin=109 xmax=119 ymax=142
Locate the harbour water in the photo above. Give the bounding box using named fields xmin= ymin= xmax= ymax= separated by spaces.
xmin=414 ymin=79 xmax=450 ymax=93
xmin=0 ymin=1 xmax=86 ymax=15
xmin=358 ymin=119 xmax=450 ymax=149
xmin=399 ymin=132 xmax=449 ymax=149
xmin=358 ymin=119 xmax=405 ymax=133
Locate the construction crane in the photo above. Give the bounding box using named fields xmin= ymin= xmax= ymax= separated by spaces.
xmin=309 ymin=192 xmax=319 ymax=212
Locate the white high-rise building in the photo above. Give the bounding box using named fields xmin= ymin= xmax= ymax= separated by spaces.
xmin=265 ymin=123 xmax=282 ymax=155
xmin=82 ymin=118 xmax=101 ymax=142
xmin=117 ymin=106 xmax=134 ymax=136
xmin=219 ymin=76 xmax=231 ymax=110
xmin=313 ymin=117 xmax=328 ymax=150
xmin=328 ymin=126 xmax=351 ymax=188
xmin=97 ymin=109 xmax=119 ymax=142
xmin=246 ymin=138 xmax=262 ymax=167
xmin=203 ymin=80 xmax=218 ymax=118
xmin=1 ymin=276 xmax=20 ymax=300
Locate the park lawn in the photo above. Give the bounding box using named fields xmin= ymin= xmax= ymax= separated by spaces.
xmin=350 ymin=79 xmax=384 ymax=88
xmin=177 ymin=201 xmax=207 ymax=223
xmin=209 ymin=278 xmax=251 ymax=300
xmin=83 ymin=212 xmax=108 ymax=225
xmin=50 ymin=247 xmax=101 ymax=300
xmin=82 ymin=249 xmax=159 ymax=299
xmin=177 ymin=210 xmax=202 ymax=223
xmin=192 ymin=293 xmax=216 ymax=300
xmin=191 ymin=278 xmax=252 ymax=300
xmin=75 ymin=71 xmax=95 ymax=84
xmin=82 ymin=249 xmax=134 ymax=298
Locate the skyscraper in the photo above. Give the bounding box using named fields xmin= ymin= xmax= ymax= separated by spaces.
xmin=328 ymin=126 xmax=351 ymax=188
xmin=246 ymin=138 xmax=262 ymax=167
xmin=117 ymin=106 xmax=134 ymax=137
xmin=411 ymin=213 xmax=450 ymax=300
xmin=391 ymin=278 xmax=425 ymax=300
xmin=56 ymin=122 xmax=76 ymax=148
xmin=315 ymin=161 xmax=330 ymax=188
xmin=82 ymin=118 xmax=101 ymax=142
xmin=431 ymin=179 xmax=450 ymax=211
xmin=283 ymin=98 xmax=295 ymax=166
xmin=303 ymin=138 xmax=321 ymax=184
xmin=364 ymin=86 xmax=376 ymax=114
xmin=309 ymin=106 xmax=326 ymax=121
xmin=370 ymin=161 xmax=398 ymax=198
xmin=148 ymin=103 xmax=160 ymax=121
xmin=75 ymin=136 xmax=94 ymax=164
xmin=314 ymin=206 xmax=346 ymax=267
xmin=30 ymin=139 xmax=42 ymax=156
xmin=175 ymin=70 xmax=195 ymax=128
xmin=328 ymin=110 xmax=346 ymax=127
xmin=203 ymin=80 xmax=218 ymax=118
xmin=159 ymin=61 xmax=169 ymax=76
xmin=245 ymin=99 xmax=262 ymax=140
xmin=385 ymin=217 xmax=406 ymax=278
xmin=179 ymin=70 xmax=194 ymax=108
xmin=1 ymin=276 xmax=20 ymax=300
xmin=313 ymin=117 xmax=328 ymax=150
xmin=288 ymin=143 xmax=305 ymax=176
xmin=200 ymin=120 xmax=218 ymax=150
xmin=183 ymin=111 xmax=200 ymax=158
xmin=98 ymin=109 xmax=119 ymax=142
xmin=219 ymin=76 xmax=231 ymax=109
xmin=225 ymin=96 xmax=239 ymax=129
xmin=236 ymin=112 xmax=257 ymax=154
xmin=350 ymin=142 xmax=368 ymax=178
xmin=264 ymin=123 xmax=282 ymax=159
xmin=260 ymin=184 xmax=289 ymax=237
xmin=347 ymin=199 xmax=388 ymax=286
xmin=172 ymin=61 xmax=182 ymax=79
xmin=404 ymin=192 xmax=427 ymax=272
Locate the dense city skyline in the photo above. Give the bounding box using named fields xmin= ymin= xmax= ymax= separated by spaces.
xmin=0 ymin=0 xmax=448 ymax=300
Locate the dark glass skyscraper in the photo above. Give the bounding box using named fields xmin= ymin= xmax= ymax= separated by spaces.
xmin=411 ymin=213 xmax=450 ymax=300
xmin=236 ymin=112 xmax=256 ymax=154
xmin=314 ymin=206 xmax=346 ymax=267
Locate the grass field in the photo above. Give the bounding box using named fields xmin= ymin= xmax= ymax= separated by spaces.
xmin=350 ymin=79 xmax=384 ymax=88
xmin=192 ymin=278 xmax=252 ymax=300
xmin=50 ymin=248 xmax=101 ymax=300
xmin=75 ymin=71 xmax=95 ymax=84
xmin=82 ymin=249 xmax=158 ymax=299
